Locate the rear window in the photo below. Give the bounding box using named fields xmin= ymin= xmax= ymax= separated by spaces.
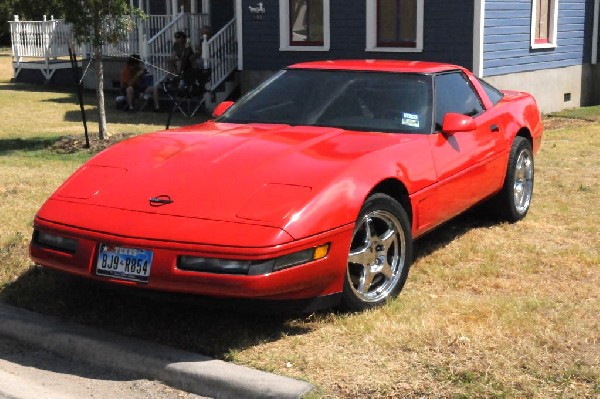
xmin=477 ymin=77 xmax=504 ymax=105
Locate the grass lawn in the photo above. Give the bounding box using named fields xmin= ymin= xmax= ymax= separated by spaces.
xmin=1 ymin=47 xmax=598 ymax=398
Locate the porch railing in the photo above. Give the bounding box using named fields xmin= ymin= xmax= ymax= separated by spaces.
xmin=143 ymin=13 xmax=210 ymax=83
xmin=9 ymin=14 xmax=238 ymax=96
xmin=9 ymin=18 xmax=80 ymax=60
xmin=203 ymin=18 xmax=238 ymax=90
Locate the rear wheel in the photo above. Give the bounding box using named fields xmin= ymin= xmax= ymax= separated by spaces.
xmin=497 ymin=137 xmax=534 ymax=222
xmin=340 ymin=194 xmax=413 ymax=311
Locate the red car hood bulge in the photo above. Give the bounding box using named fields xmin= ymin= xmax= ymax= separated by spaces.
xmin=48 ymin=122 xmax=415 ymax=232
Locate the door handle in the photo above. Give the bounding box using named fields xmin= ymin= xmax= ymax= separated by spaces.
xmin=490 ymin=124 xmax=500 ymax=132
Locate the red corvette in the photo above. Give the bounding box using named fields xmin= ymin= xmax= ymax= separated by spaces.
xmin=30 ymin=60 xmax=542 ymax=311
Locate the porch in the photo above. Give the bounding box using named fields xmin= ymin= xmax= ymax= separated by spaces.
xmin=8 ymin=11 xmax=238 ymax=110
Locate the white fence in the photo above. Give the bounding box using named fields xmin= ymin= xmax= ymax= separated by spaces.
xmin=9 ymin=14 xmax=239 ymax=98
xmin=10 ymin=13 xmax=215 ymax=65
xmin=10 ymin=18 xmax=79 ymax=59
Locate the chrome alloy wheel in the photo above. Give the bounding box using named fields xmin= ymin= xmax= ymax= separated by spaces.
xmin=347 ymin=210 xmax=406 ymax=303
xmin=513 ymin=148 xmax=533 ymax=215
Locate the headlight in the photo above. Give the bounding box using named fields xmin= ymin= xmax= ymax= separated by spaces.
xmin=177 ymin=243 xmax=330 ymax=275
xmin=178 ymin=257 xmax=251 ymax=274
xmin=34 ymin=230 xmax=78 ymax=253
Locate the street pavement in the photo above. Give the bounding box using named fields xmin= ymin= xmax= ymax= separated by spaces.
xmin=0 ymin=303 xmax=313 ymax=399
xmin=0 ymin=334 xmax=207 ymax=399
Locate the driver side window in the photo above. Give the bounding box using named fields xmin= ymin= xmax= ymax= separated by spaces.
xmin=434 ymin=72 xmax=484 ymax=131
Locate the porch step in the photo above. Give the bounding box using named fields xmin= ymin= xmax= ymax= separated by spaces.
xmin=205 ymin=70 xmax=240 ymax=111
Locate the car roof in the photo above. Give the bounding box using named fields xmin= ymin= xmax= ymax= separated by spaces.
xmin=287 ymin=59 xmax=465 ymax=74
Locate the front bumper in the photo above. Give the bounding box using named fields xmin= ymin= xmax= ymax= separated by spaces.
xmin=30 ymin=216 xmax=353 ymax=301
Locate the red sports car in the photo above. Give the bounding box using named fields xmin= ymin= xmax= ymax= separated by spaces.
xmin=30 ymin=60 xmax=543 ymax=311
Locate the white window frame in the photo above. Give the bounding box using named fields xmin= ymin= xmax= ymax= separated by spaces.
xmin=531 ymin=0 xmax=559 ymax=49
xmin=279 ymin=0 xmax=330 ymax=51
xmin=366 ymin=0 xmax=424 ymax=53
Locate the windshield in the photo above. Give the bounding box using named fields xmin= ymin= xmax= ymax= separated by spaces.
xmin=217 ymin=69 xmax=433 ymax=134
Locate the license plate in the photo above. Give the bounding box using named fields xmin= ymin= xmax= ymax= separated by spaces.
xmin=96 ymin=244 xmax=153 ymax=283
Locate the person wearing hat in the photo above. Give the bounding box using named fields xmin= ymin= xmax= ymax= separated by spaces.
xmin=168 ymin=31 xmax=194 ymax=75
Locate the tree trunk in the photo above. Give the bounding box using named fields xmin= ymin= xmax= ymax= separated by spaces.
xmin=94 ymin=45 xmax=109 ymax=140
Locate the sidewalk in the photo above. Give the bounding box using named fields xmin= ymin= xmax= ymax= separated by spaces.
xmin=0 ymin=303 xmax=313 ymax=399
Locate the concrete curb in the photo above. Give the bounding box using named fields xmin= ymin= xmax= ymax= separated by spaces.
xmin=0 ymin=303 xmax=313 ymax=399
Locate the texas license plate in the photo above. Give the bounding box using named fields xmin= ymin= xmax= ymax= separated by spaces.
xmin=96 ymin=244 xmax=153 ymax=283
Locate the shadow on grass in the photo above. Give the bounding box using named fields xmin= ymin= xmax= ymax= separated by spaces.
xmin=0 ymin=81 xmax=77 ymax=95
xmin=0 ymin=204 xmax=500 ymax=359
xmin=1 ymin=80 xmax=208 ymax=127
xmin=62 ymin=106 xmax=207 ymax=128
xmin=413 ymin=201 xmax=499 ymax=261
xmin=1 ymin=266 xmax=312 ymax=359
xmin=0 ymin=137 xmax=58 ymax=155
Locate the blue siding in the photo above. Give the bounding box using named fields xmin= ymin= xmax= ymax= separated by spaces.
xmin=242 ymin=0 xmax=474 ymax=71
xmin=483 ymin=0 xmax=594 ymax=76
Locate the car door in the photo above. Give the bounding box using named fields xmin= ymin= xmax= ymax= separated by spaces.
xmin=417 ymin=71 xmax=505 ymax=232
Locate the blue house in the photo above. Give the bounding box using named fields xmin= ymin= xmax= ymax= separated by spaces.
xmin=234 ymin=0 xmax=600 ymax=113
xmin=11 ymin=0 xmax=599 ymax=113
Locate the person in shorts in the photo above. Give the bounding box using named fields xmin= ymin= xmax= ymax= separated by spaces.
xmin=120 ymin=55 xmax=160 ymax=112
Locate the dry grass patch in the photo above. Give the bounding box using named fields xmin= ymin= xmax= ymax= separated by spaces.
xmin=0 ymin=47 xmax=598 ymax=398
xmin=231 ymin=122 xmax=600 ymax=397
xmin=0 ymin=48 xmax=203 ymax=290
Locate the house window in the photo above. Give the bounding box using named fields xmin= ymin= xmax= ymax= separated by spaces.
xmin=366 ymin=0 xmax=424 ymax=52
xmin=280 ymin=0 xmax=330 ymax=51
xmin=531 ymin=0 xmax=558 ymax=49
xmin=290 ymin=0 xmax=323 ymax=45
xmin=378 ymin=0 xmax=417 ymax=47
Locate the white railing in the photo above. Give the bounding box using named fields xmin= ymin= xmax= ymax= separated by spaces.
xmin=143 ymin=15 xmax=173 ymax=38
xmin=144 ymin=13 xmax=210 ymax=83
xmin=101 ymin=29 xmax=139 ymax=57
xmin=203 ymin=18 xmax=238 ymax=90
xmin=9 ymin=14 xmax=238 ymax=94
xmin=10 ymin=18 xmax=78 ymax=59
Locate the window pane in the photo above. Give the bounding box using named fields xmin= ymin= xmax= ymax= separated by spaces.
xmin=535 ymin=0 xmax=550 ymax=43
xmin=290 ymin=0 xmax=324 ymax=45
xmin=434 ymin=73 xmax=484 ymax=130
xmin=477 ymin=77 xmax=504 ymax=106
xmin=377 ymin=0 xmax=417 ymax=47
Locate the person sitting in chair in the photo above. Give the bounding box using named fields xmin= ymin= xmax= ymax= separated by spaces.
xmin=168 ymin=31 xmax=194 ymax=76
xmin=120 ymin=55 xmax=161 ymax=112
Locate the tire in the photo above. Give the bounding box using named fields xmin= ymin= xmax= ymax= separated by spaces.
xmin=339 ymin=194 xmax=413 ymax=311
xmin=497 ymin=136 xmax=534 ymax=222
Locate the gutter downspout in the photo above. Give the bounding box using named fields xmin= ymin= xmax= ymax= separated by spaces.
xmin=236 ymin=0 xmax=243 ymax=70
xmin=593 ymin=0 xmax=599 ymax=64
xmin=473 ymin=0 xmax=485 ymax=77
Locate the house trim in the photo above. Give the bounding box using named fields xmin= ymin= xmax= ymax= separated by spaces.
xmin=365 ymin=0 xmax=424 ymax=53
xmin=593 ymin=0 xmax=599 ymax=64
xmin=473 ymin=0 xmax=485 ymax=77
xmin=279 ymin=0 xmax=331 ymax=52
xmin=530 ymin=0 xmax=559 ymax=50
xmin=236 ymin=0 xmax=244 ymax=69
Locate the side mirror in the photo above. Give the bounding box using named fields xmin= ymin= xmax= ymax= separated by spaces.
xmin=441 ymin=113 xmax=476 ymax=135
xmin=212 ymin=101 xmax=235 ymax=118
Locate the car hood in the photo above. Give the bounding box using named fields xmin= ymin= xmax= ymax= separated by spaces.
xmin=49 ymin=122 xmax=416 ymax=233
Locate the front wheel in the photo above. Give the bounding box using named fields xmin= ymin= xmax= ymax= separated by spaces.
xmin=339 ymin=194 xmax=413 ymax=312
xmin=497 ymin=136 xmax=535 ymax=222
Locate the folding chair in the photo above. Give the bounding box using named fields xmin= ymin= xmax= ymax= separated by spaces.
xmin=163 ymin=68 xmax=211 ymax=129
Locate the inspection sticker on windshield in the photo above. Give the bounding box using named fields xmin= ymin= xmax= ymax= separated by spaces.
xmin=401 ymin=112 xmax=420 ymax=128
